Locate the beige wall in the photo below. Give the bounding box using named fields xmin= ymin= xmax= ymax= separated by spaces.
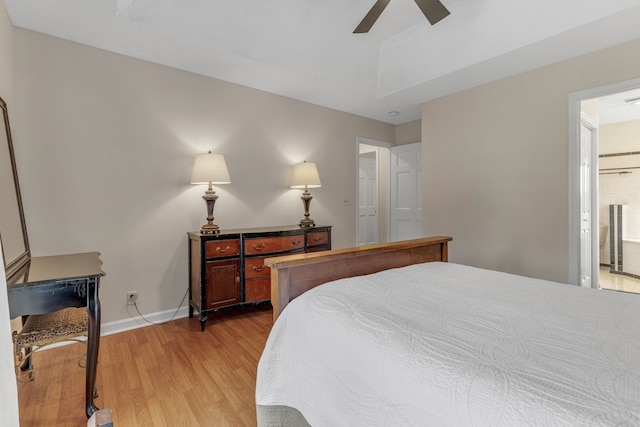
xmin=422 ymin=38 xmax=640 ymax=283
xmin=600 ymin=120 xmax=640 ymax=154
xmin=395 ymin=119 xmax=421 ymax=145
xmin=0 ymin=4 xmax=20 ymax=426
xmin=581 ymin=99 xmax=600 ymax=125
xmin=0 ymin=3 xmax=11 ymax=102
xmin=11 ymin=28 xmax=395 ymax=324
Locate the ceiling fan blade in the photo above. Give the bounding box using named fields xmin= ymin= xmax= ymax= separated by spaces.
xmin=353 ymin=0 xmax=391 ymax=33
xmin=414 ymin=0 xmax=450 ymax=25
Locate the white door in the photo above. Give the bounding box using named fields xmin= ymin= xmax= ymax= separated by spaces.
xmin=580 ymin=114 xmax=598 ymax=288
xmin=390 ymin=143 xmax=422 ymax=241
xmin=358 ymin=150 xmax=378 ymax=245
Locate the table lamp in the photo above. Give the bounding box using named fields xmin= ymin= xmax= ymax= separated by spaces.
xmin=290 ymin=161 xmax=321 ymax=228
xmin=191 ymin=151 xmax=231 ymax=234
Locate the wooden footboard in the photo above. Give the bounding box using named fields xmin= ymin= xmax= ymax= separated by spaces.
xmin=264 ymin=236 xmax=452 ymax=322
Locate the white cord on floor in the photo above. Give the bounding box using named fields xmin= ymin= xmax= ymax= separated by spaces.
xmin=131 ymin=287 xmax=189 ymax=326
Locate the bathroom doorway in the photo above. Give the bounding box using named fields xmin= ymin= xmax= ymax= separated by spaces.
xmin=571 ymin=80 xmax=640 ymax=293
xmin=595 ymin=88 xmax=640 ymax=294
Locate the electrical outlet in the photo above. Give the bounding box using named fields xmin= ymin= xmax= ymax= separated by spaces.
xmin=127 ymin=291 xmax=138 ymax=305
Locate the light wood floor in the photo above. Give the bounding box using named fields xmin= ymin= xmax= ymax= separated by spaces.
xmin=17 ymin=304 xmax=273 ymax=427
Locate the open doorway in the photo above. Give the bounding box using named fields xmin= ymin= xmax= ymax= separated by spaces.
xmin=356 ymin=138 xmax=392 ymax=246
xmin=595 ymin=88 xmax=640 ymax=293
xmin=356 ymin=137 xmax=423 ymax=246
xmin=569 ymin=78 xmax=640 ymax=293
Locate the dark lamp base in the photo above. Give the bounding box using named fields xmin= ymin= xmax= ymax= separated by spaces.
xmin=299 ymin=219 xmax=315 ymax=228
xmin=201 ymin=223 xmax=220 ymax=234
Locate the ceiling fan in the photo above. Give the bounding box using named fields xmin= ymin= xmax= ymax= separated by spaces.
xmin=354 ymin=0 xmax=450 ymax=33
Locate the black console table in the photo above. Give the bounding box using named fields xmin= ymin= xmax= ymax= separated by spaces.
xmin=7 ymin=252 xmax=105 ymax=418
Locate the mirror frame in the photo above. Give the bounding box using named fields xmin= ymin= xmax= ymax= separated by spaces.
xmin=0 ymin=96 xmax=30 ymax=279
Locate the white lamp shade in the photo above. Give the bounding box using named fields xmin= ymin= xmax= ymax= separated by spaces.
xmin=191 ymin=152 xmax=231 ymax=184
xmin=290 ymin=161 xmax=321 ymax=189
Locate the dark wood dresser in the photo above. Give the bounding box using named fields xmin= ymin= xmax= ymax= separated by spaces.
xmin=188 ymin=225 xmax=331 ymax=330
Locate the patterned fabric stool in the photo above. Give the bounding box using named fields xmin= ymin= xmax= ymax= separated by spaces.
xmin=12 ymin=307 xmax=89 ymax=382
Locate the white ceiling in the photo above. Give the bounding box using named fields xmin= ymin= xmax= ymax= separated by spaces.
xmin=598 ymin=88 xmax=640 ymax=125
xmin=5 ymin=0 xmax=640 ymax=124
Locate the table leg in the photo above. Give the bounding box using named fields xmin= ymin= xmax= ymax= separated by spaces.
xmin=85 ymin=277 xmax=101 ymax=418
xmin=19 ymin=315 xmax=33 ymax=375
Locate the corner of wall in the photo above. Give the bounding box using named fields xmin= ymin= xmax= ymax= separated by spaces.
xmin=394 ymin=119 xmax=422 ymax=145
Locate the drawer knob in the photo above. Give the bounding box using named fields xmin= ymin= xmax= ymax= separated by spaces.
xmin=252 ymin=243 xmax=266 ymax=251
xmin=292 ymin=240 xmax=301 ymax=246
xmin=216 ymin=246 xmax=231 ymax=254
xmin=252 ymin=265 xmax=266 ymax=272
xmin=312 ymin=237 xmax=322 ymax=242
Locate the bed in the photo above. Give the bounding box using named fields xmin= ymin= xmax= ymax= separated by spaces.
xmin=264 ymin=236 xmax=452 ymax=322
xmin=256 ymin=237 xmax=640 ymax=426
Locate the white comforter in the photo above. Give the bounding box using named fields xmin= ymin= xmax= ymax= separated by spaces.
xmin=256 ymin=262 xmax=640 ymax=426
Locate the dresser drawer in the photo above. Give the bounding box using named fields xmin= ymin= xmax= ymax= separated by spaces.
xmin=188 ymin=227 xmax=330 ymax=331
xmin=307 ymin=231 xmax=329 ymax=248
xmin=245 ymin=278 xmax=270 ymax=302
xmin=244 ymin=257 xmax=270 ymax=279
xmin=245 ymin=235 xmax=304 ymax=255
xmin=205 ymin=239 xmax=240 ymax=259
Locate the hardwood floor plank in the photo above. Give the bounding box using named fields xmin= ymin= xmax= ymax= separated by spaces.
xmin=17 ymin=305 xmax=273 ymax=426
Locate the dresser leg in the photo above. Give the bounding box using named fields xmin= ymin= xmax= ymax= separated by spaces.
xmin=199 ymin=315 xmax=207 ymax=331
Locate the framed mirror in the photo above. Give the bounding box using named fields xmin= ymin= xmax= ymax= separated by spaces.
xmin=0 ymin=96 xmax=30 ymax=279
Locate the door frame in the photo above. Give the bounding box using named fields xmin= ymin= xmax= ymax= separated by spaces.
xmin=579 ymin=112 xmax=598 ymax=288
xmin=568 ymin=76 xmax=640 ymax=285
xmin=356 ymin=137 xmax=392 ymax=246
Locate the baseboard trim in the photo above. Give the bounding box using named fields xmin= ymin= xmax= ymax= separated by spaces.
xmin=101 ymin=305 xmax=190 ymax=336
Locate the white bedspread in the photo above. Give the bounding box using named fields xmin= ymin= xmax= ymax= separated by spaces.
xmin=256 ymin=262 xmax=640 ymax=426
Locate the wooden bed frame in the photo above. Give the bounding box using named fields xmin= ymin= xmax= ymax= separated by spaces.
xmin=264 ymin=236 xmax=452 ymax=321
